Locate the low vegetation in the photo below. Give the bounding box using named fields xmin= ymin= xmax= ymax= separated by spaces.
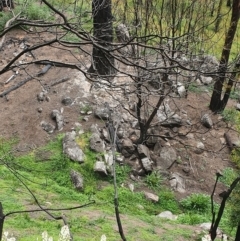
xmin=0 ymin=132 xmax=237 ymax=240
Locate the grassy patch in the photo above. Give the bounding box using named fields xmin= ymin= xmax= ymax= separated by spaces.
xmin=180 ymin=193 xmax=210 ymax=213
xmin=144 ymin=171 xmax=163 ymax=191
xmin=220 ymin=167 xmax=238 ymax=187
xmin=0 ymin=135 xmax=235 ymax=240
xmin=221 ymin=108 xmax=240 ymax=124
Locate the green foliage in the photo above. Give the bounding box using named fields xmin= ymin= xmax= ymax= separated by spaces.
xmin=180 ymin=193 xmax=210 ymax=213
xmin=230 ymin=89 xmax=240 ymax=100
xmin=145 ymin=171 xmax=163 ymax=190
xmin=114 ymin=164 xmax=131 ymax=185
xmin=220 ymin=167 xmax=238 ymax=187
xmin=25 ymin=4 xmax=50 ymax=20
xmin=187 ymin=83 xmax=204 ymax=93
xmin=177 ymin=212 xmax=209 ymax=225
xmin=80 ymin=104 xmax=92 ymax=114
xmin=158 ymin=188 xmax=180 ymax=213
xmin=0 ymin=11 xmax=13 ymax=30
xmin=231 ymin=148 xmax=240 ymax=169
xmin=221 ymin=108 xmax=240 ymax=124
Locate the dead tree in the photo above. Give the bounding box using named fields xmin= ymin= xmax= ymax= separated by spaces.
xmin=88 ymin=0 xmax=116 ymax=77
xmin=0 ymin=0 xmax=14 ymax=11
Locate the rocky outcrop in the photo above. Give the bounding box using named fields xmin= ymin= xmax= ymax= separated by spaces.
xmin=90 ymin=133 xmax=106 ymax=153
xmin=63 ymin=131 xmax=85 ymax=163
xmin=157 ymin=102 xmax=182 ymax=127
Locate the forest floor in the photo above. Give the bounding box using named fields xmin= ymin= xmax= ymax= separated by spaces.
xmin=0 ymin=28 xmax=239 ymax=240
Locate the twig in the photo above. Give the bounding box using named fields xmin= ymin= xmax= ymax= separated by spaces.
xmin=107 ymin=111 xmax=127 ymax=241
xmin=0 ymin=64 xmax=52 ymax=98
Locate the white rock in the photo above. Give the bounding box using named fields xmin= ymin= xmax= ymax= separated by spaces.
xmin=144 ymin=191 xmax=159 ymax=202
xmin=157 ymin=211 xmax=178 ymax=220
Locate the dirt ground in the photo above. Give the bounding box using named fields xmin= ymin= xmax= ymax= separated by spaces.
xmin=0 ymin=28 xmax=239 ymax=202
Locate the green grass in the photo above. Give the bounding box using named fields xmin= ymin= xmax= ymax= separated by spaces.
xmin=0 ymin=135 xmax=179 ymax=240
xmin=145 ymin=171 xmax=163 ymax=191
xmin=221 ymin=108 xmax=240 ymax=124
xmin=220 ymin=167 xmax=238 ymax=187
xmin=0 ymin=133 xmax=238 ymax=240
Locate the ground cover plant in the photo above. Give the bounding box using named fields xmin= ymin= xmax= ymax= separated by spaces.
xmin=1 ymin=0 xmax=240 ymax=240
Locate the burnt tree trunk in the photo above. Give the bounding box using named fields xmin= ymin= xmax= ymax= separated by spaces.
xmin=0 ymin=0 xmax=14 ymax=11
xmin=88 ymin=0 xmax=116 ymax=77
xmin=209 ymin=0 xmax=240 ymax=112
xmin=215 ymin=0 xmax=223 ymax=32
xmin=235 ymin=223 xmax=240 ymax=241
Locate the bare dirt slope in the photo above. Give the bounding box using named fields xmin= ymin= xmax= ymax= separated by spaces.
xmin=0 ymin=28 xmax=238 ymax=214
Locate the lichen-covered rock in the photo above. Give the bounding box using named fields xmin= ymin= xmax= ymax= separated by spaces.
xmin=169 ymin=172 xmax=186 ymax=193
xmin=63 ymin=132 xmax=85 ymax=163
xmin=140 ymin=157 xmax=153 ymax=172
xmin=51 ymin=109 xmax=64 ymax=131
xmin=62 ymin=96 xmax=73 ymax=106
xmin=90 ymin=133 xmax=105 ymax=153
xmin=70 ymin=169 xmax=84 ymax=191
xmin=121 ymin=138 xmax=135 ymax=157
xmin=157 ymin=211 xmax=178 ymax=220
xmin=94 ymin=103 xmax=111 ymax=120
xmin=94 ymin=161 xmax=108 ymax=175
xmin=137 ymin=144 xmax=150 ymax=158
xmin=144 ymin=191 xmax=159 ymax=203
xmin=40 ymin=121 xmax=55 ymax=134
xmin=159 ymin=146 xmax=177 ymax=170
xmin=157 ymin=103 xmax=182 ymax=127
xmin=201 ymin=114 xmax=213 ymax=128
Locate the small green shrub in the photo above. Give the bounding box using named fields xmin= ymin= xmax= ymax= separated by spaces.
xmin=230 ymin=90 xmax=240 ymax=100
xmin=221 ymin=108 xmax=240 ymax=124
xmin=220 ymin=167 xmax=238 ymax=187
xmin=22 ymin=1 xmax=52 ymax=21
xmin=145 ymin=171 xmax=162 ymax=190
xmin=180 ymin=193 xmax=210 ymax=213
xmin=187 ymin=82 xmax=202 ymax=93
xmin=231 ymin=148 xmax=240 ymax=169
xmin=114 ymin=164 xmax=131 ymax=185
xmin=0 ymin=11 xmax=13 ymax=30
xmin=158 ymin=189 xmax=180 ymax=213
xmin=177 ymin=213 xmax=209 ymax=225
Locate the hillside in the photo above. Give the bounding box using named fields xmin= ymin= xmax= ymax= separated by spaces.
xmin=0 ymin=27 xmax=239 ymax=241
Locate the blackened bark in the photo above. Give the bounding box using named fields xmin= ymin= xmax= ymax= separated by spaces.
xmin=0 ymin=202 xmax=5 ymax=241
xmin=88 ymin=0 xmax=116 ymax=76
xmin=209 ymin=0 xmax=240 ymax=112
xmin=210 ymin=176 xmax=240 ymax=240
xmin=235 ymin=223 xmax=240 ymax=241
xmin=0 ymin=0 xmax=14 ymax=11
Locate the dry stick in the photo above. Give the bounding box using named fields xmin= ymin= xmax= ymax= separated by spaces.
xmin=107 ymin=115 xmax=127 ymax=241
xmin=0 ymin=64 xmax=52 ymax=98
xmin=50 ymin=76 xmax=70 ymax=87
